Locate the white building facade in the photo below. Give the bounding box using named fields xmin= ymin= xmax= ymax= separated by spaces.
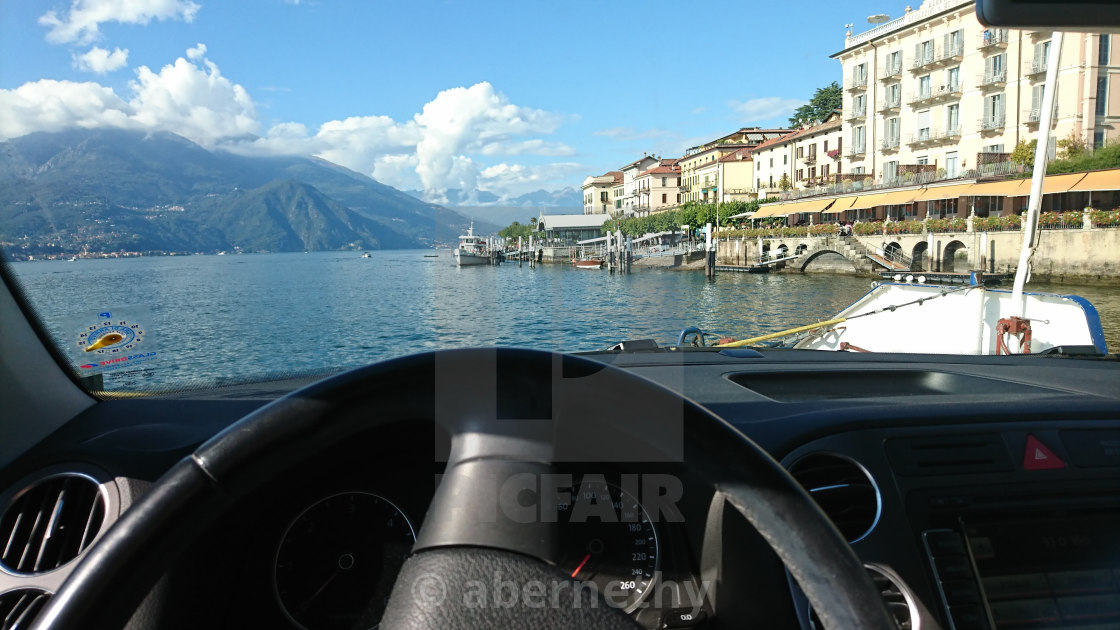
xmin=835 ymin=0 xmax=1117 ymax=188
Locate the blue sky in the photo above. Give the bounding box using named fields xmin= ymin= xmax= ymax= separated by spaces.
xmin=1 ymin=0 xmax=906 ymax=202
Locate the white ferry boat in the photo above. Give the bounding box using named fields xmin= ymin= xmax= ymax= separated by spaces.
xmin=453 ymin=222 xmax=490 ymax=266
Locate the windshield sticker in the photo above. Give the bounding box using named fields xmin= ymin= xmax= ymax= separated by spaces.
xmin=67 ymin=308 xmax=158 ymax=377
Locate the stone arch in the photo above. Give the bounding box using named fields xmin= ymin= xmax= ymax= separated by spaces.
xmin=799 ymin=249 xmax=857 ymax=273
xmin=910 ymin=241 xmax=929 ymax=271
xmin=795 ymin=243 xmax=808 ymax=256
xmin=884 ymin=241 xmax=903 ymax=258
xmin=942 ymin=240 xmax=967 ymax=272
xmin=776 ymin=243 xmax=789 ymax=258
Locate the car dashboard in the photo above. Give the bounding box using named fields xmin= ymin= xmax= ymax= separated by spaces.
xmin=1 ymin=348 xmax=1119 ymax=630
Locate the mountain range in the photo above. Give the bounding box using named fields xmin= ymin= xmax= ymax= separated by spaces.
xmin=0 ymin=129 xmax=497 ymax=257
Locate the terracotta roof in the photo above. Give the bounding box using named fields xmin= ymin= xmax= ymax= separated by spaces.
xmin=641 ymin=164 xmax=683 ymax=175
xmin=606 ymin=170 xmax=623 ymax=184
xmin=718 ymin=148 xmax=754 ymax=163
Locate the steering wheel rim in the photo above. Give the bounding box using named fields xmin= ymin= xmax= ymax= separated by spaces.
xmin=29 ymin=348 xmax=895 ymax=630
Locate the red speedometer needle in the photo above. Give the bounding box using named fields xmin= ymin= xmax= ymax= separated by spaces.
xmin=570 ymin=554 xmax=591 ymax=578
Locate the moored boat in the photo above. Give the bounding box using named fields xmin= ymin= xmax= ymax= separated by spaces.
xmin=453 ymin=222 xmax=490 ymax=267
xmin=573 ymin=258 xmax=603 ymax=269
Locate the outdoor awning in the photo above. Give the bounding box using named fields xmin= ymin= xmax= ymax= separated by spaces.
xmin=848 ymin=193 xmax=892 ymax=210
xmin=876 ymin=189 xmax=922 ymax=205
xmin=1069 ymin=168 xmax=1120 ymax=191
xmin=970 ymin=179 xmax=1028 ymax=197
xmin=753 ymin=203 xmax=803 ymax=218
xmin=728 ymin=211 xmax=756 ymax=219
xmin=914 ymin=184 xmax=974 ymax=201
xmin=1043 ymin=172 xmax=1088 ymax=194
xmin=821 ymin=196 xmax=857 ymax=214
xmin=796 ymin=198 xmax=837 ymax=213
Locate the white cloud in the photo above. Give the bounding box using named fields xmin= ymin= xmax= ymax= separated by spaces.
xmin=39 ymin=0 xmax=201 ymax=45
xmin=479 ymin=162 xmax=586 ymax=199
xmin=0 ymin=79 xmax=133 ymax=138
xmin=411 ymin=82 xmax=564 ymax=201
xmin=371 ymin=154 xmax=421 ymax=191
xmin=127 ymin=51 xmax=259 ymax=145
xmin=729 ymin=97 xmax=804 ymax=124
xmin=73 ymin=46 xmax=129 ymax=74
xmin=2 ymin=49 xmax=576 ymax=203
xmin=0 ymin=45 xmax=256 ymax=146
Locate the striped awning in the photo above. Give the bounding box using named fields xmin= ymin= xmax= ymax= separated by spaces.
xmin=1043 ymin=173 xmax=1088 ymax=193
xmin=914 ymin=184 xmax=974 ymax=201
xmin=969 ymin=179 xmax=1028 ymax=197
xmin=1069 ymin=169 xmax=1120 ymax=191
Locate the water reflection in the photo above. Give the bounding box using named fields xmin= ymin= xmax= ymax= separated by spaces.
xmin=6 ymin=251 xmax=1119 ymax=391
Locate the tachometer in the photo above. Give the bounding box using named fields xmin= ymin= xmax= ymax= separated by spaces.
xmin=274 ymin=492 xmax=415 ymax=630
xmin=559 ymin=477 xmax=660 ymax=612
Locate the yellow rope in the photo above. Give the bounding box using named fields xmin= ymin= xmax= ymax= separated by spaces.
xmin=713 ymin=317 xmax=848 ymax=348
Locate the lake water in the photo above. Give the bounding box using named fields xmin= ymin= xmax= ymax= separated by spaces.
xmin=8 ymin=250 xmax=1120 ymax=391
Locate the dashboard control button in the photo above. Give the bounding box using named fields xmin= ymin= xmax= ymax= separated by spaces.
xmin=1060 ymin=429 xmax=1120 ymax=468
xmin=1022 ymin=434 xmax=1066 ymax=471
xmin=935 ymin=557 xmax=974 ymax=581
xmin=661 ymin=608 xmax=706 ymax=627
xmin=926 ymin=530 xmax=966 ymax=556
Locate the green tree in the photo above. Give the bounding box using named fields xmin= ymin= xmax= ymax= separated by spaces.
xmin=1057 ymin=131 xmax=1087 ymax=160
xmin=778 ymin=173 xmax=792 ymax=191
xmin=1010 ymin=140 xmax=1036 ymax=168
xmin=788 ymin=82 xmax=842 ymax=127
xmin=498 ymin=221 xmax=532 ymax=240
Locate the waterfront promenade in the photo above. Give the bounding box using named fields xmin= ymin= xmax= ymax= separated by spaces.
xmin=714 ymin=211 xmax=1120 ymax=284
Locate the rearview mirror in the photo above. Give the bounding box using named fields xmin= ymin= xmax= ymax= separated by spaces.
xmin=975 ymin=0 xmax=1120 ymax=28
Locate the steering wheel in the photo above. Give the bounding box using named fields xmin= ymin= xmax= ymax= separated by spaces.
xmin=30 ymin=348 xmax=895 ymax=630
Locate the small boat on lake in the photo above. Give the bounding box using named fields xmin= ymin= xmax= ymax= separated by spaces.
xmin=573 ymin=258 xmax=603 ymax=270
xmin=453 ymin=222 xmax=490 ymax=267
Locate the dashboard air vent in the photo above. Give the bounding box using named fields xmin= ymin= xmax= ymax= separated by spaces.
xmin=789 ymin=453 xmax=880 ymax=543
xmin=808 ymin=565 xmax=915 ymax=630
xmin=885 ymin=434 xmax=1013 ymax=476
xmin=0 ymin=589 xmax=51 ymax=630
xmin=0 ymin=474 xmax=106 ymax=575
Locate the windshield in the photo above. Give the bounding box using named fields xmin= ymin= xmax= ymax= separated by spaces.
xmin=2 ymin=0 xmax=1119 ymax=393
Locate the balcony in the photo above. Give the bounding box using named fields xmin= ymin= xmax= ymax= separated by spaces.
xmin=847 ymin=145 xmax=867 ymax=158
xmin=881 ymin=136 xmax=901 ymax=152
xmin=1025 ymin=106 xmax=1059 ymax=125
xmin=979 ymin=29 xmax=1010 ymax=50
xmin=845 ymin=107 xmax=867 ymax=122
xmin=878 ymin=96 xmax=902 ymax=113
xmin=1027 ymin=58 xmax=1047 ymax=77
xmin=936 ymin=41 xmax=964 ymax=65
xmin=908 ymin=84 xmax=961 ymax=107
xmin=978 ymin=69 xmax=1007 ymax=89
xmin=878 ymin=63 xmax=903 ymax=81
xmin=911 ymin=48 xmax=937 ymax=71
xmin=979 ymin=115 xmax=1007 ymax=131
xmin=907 ymin=129 xmax=934 ymax=147
xmin=906 ymin=126 xmax=961 ymax=147
xmin=908 ymin=88 xmax=934 ymax=106
xmin=803 ymin=154 xmax=817 ymax=165
xmin=846 ymin=76 xmax=869 ymax=91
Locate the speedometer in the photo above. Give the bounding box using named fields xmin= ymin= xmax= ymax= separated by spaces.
xmin=274 ymin=492 xmax=415 ymax=630
xmin=559 ymin=477 xmax=660 ymax=612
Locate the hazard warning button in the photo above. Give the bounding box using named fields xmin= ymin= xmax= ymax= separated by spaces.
xmin=1022 ymin=434 xmax=1066 ymax=471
